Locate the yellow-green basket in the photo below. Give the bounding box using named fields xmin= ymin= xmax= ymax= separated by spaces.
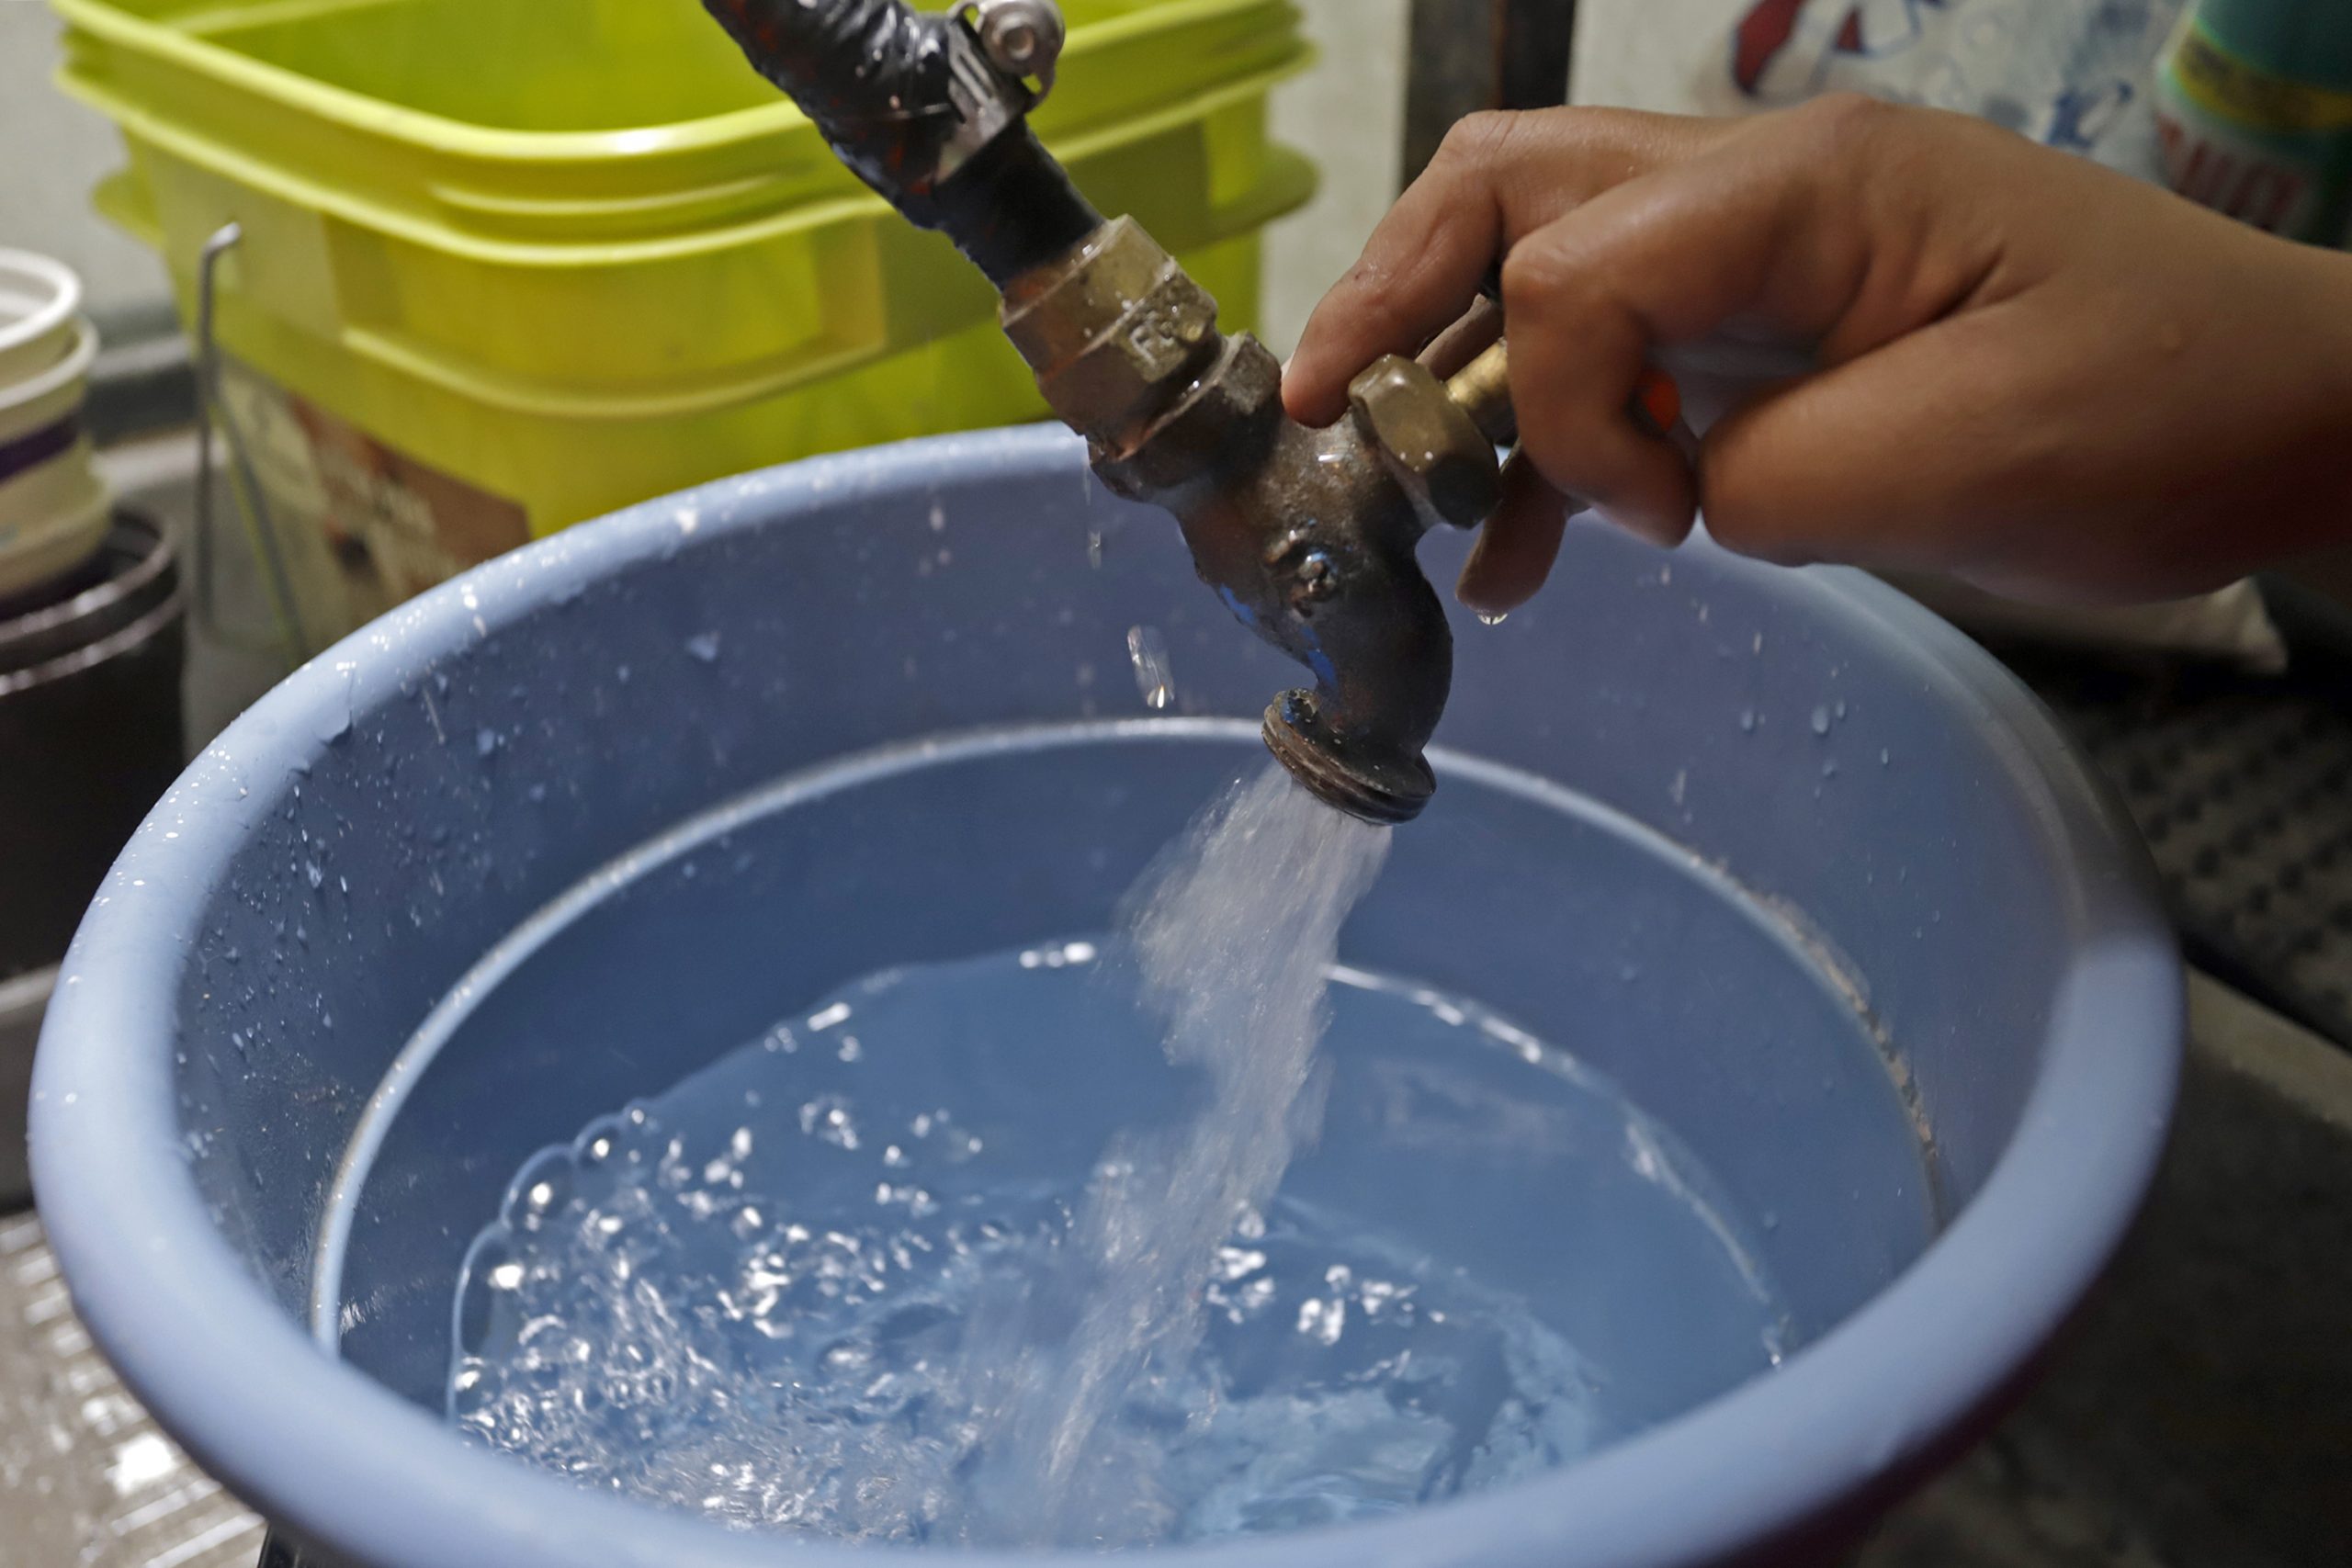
xmin=53 ymin=0 xmax=1313 ymax=632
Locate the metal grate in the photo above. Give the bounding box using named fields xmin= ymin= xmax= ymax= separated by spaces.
xmin=0 ymin=1213 xmax=263 ymax=1568
xmin=2015 ymin=653 xmax=2352 ymax=1050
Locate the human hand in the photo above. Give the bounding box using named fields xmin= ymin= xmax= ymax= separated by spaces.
xmin=1283 ymin=97 xmax=2352 ymax=612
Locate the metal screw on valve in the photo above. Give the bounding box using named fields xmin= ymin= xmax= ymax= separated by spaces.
xmin=959 ymin=0 xmax=1067 ymax=95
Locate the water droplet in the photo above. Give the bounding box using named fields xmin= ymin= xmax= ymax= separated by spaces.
xmin=1810 ymin=705 xmax=1831 ymax=736
xmin=476 ymin=728 xmax=501 ymax=759
xmin=1879 ymin=749 xmax=1892 ymax=767
xmin=1125 ymin=626 xmax=1176 ymax=711
xmin=304 ymin=859 xmax=324 ymax=889
xmin=1086 ymin=528 xmax=1104 ymax=569
xmin=1476 ymin=611 xmax=1508 ymax=626
xmin=684 ymin=631 xmax=723 ymax=663
xmin=1738 ymin=708 xmax=1758 ymax=733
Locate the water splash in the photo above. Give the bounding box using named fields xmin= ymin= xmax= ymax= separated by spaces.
xmin=442 ymin=771 xmax=1795 ymax=1546
xmin=971 ymin=768 xmax=1389 ymax=1542
xmin=1125 ymin=626 xmax=1176 ymax=711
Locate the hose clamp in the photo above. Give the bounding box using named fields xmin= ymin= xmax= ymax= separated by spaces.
xmin=954 ymin=0 xmax=1065 ymax=100
xmin=934 ymin=1 xmax=1064 ymax=179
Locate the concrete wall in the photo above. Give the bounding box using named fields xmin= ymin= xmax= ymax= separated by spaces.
xmin=1262 ymin=0 xmax=1724 ymax=352
xmin=0 ymin=2 xmax=171 ymax=321
xmin=1573 ymin=0 xmax=1727 ymax=112
xmin=1256 ymin=0 xmax=1411 ymax=353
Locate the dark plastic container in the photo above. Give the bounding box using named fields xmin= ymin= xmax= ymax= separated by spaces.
xmin=31 ymin=428 xmax=2179 ymax=1567
xmin=2 ymin=511 xmax=185 ymax=1205
xmin=1 ymin=512 xmax=187 ymax=979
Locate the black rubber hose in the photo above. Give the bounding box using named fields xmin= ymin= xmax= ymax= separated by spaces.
xmin=702 ymin=0 xmax=1101 ymax=285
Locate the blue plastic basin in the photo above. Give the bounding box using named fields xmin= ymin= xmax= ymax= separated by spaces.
xmin=32 ymin=427 xmax=2179 ymax=1567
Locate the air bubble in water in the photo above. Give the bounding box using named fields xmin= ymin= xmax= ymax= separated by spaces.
xmin=443 ymin=921 xmax=1794 ymax=1548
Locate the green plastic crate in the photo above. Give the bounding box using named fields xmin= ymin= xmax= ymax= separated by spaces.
xmin=52 ymin=0 xmax=1313 ymax=634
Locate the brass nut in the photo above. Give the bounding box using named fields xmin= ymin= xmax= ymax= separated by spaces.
xmin=1001 ymin=216 xmax=1192 ymax=369
xmin=1348 ymin=355 xmax=1502 ymax=530
xmin=1094 ymin=334 xmax=1282 ymax=499
xmin=1033 ymin=267 xmax=1220 ymax=434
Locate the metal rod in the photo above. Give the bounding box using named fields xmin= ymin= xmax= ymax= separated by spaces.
xmin=193 ymin=223 xmax=311 ymax=661
xmin=1401 ymin=0 xmax=1579 ymax=185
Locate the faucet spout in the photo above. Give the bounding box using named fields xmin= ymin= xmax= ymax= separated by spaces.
xmin=1087 ymin=356 xmax=1453 ymax=825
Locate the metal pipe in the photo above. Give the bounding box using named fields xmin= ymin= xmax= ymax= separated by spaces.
xmin=1403 ymin=0 xmax=1580 ymax=183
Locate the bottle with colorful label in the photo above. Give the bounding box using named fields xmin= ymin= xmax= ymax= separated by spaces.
xmin=2154 ymin=0 xmax=2352 ymax=243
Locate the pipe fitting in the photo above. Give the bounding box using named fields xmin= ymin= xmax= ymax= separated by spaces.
xmin=1002 ymin=219 xmax=1220 ymax=434
xmin=1347 ymin=355 xmax=1503 ymax=532
xmin=1090 ymin=335 xmax=1283 ymax=497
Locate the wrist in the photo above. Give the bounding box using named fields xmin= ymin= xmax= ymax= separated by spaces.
xmin=2251 ymin=240 xmax=2352 ymax=563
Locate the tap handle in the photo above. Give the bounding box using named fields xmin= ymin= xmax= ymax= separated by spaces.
xmin=1441 ymin=340 xmax=1684 ymax=455
xmin=1443 ymin=340 xmax=1516 ymax=447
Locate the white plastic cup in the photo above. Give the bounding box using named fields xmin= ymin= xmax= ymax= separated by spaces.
xmin=0 ymin=249 xmax=110 ymax=601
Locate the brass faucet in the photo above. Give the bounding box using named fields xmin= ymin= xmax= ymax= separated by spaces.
xmin=1000 ymin=219 xmax=1522 ymax=822
xmin=704 ymin=0 xmax=1527 ymax=822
